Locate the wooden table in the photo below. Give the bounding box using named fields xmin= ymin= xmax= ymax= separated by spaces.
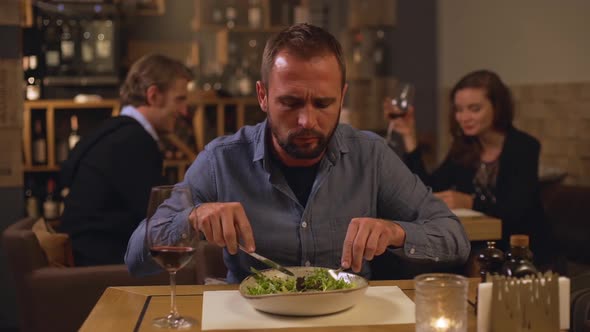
xmin=459 ymin=215 xmax=501 ymax=241
xmin=81 ymin=279 xmax=480 ymax=332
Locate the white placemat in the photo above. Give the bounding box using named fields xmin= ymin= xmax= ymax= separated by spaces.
xmin=201 ymin=286 xmax=415 ymax=330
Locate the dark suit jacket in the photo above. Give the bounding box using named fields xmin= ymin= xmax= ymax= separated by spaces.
xmin=404 ymin=127 xmax=549 ymax=260
xmin=60 ymin=116 xmax=163 ymax=266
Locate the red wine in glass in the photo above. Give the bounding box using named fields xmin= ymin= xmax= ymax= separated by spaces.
xmin=150 ymin=246 xmax=197 ymax=272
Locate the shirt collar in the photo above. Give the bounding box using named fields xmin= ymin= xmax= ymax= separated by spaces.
xmin=252 ymin=120 xmax=349 ymax=167
xmin=120 ymin=105 xmax=159 ymax=142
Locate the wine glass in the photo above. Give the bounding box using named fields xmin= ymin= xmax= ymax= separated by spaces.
xmin=386 ymin=82 xmax=415 ymax=119
xmin=146 ymin=185 xmax=197 ymax=329
xmin=384 ymin=82 xmax=415 ymax=155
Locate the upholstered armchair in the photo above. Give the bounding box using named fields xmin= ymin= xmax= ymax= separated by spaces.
xmin=2 ymin=217 xmax=226 ymax=332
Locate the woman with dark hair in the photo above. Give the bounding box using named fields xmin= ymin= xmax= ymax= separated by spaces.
xmin=385 ymin=70 xmax=549 ymax=261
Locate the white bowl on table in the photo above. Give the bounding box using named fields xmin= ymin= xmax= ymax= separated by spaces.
xmin=238 ymin=266 xmax=369 ymax=316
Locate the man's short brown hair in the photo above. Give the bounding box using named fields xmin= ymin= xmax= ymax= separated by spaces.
xmin=120 ymin=54 xmax=192 ymax=107
xmin=261 ymin=23 xmax=346 ymax=89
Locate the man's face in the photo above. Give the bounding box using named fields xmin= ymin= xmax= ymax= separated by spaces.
xmin=256 ymin=51 xmax=347 ymax=166
xmin=152 ymin=78 xmax=189 ymax=134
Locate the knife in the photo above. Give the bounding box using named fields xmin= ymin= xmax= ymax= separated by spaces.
xmin=238 ymin=244 xmax=295 ymax=277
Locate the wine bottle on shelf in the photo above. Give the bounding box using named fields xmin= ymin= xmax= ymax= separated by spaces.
xmin=211 ymin=2 xmax=223 ymax=24
xmin=68 ymin=115 xmax=81 ymax=151
xmin=248 ymin=0 xmax=263 ymax=28
xmin=95 ymin=20 xmax=112 ymax=59
xmin=236 ymin=60 xmax=253 ymax=97
xmin=24 ymin=179 xmax=39 ymax=219
xmin=22 ymin=56 xmax=29 ymax=95
xmin=352 ymin=31 xmax=363 ymax=65
xmin=93 ymin=16 xmax=114 ymax=73
xmin=24 ymin=55 xmax=42 ymax=101
xmin=501 ymin=234 xmax=538 ymax=278
xmin=43 ymin=16 xmax=61 ymax=76
xmin=225 ymin=0 xmax=237 ymax=29
xmin=43 ymin=178 xmax=60 ymax=230
xmin=80 ymin=19 xmax=95 ymax=68
xmin=32 ymin=119 xmax=47 ymax=165
xmin=373 ymin=29 xmax=386 ymax=74
xmin=59 ymin=18 xmax=76 ymax=74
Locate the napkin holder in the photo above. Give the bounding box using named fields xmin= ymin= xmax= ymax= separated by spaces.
xmin=477 ymin=272 xmax=570 ymax=332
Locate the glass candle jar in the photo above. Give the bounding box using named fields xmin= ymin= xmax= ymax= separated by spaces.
xmin=415 ymin=273 xmax=468 ymax=332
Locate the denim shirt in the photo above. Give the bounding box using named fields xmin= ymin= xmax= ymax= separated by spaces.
xmin=125 ymin=120 xmax=470 ymax=283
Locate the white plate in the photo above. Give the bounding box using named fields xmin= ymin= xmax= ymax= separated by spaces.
xmin=239 ymin=266 xmax=369 ymax=316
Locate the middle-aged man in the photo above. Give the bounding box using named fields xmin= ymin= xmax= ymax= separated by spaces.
xmin=60 ymin=54 xmax=191 ymax=266
xmin=125 ymin=24 xmax=470 ymax=283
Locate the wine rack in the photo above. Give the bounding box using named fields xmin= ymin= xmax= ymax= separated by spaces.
xmin=22 ymin=96 xmax=263 ymax=181
xmin=22 ymin=99 xmax=121 ymax=172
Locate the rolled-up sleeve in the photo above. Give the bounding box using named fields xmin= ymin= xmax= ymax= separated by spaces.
xmin=378 ymin=142 xmax=470 ymax=265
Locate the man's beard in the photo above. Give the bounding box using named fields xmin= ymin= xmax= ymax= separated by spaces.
xmin=267 ymin=110 xmax=340 ymax=160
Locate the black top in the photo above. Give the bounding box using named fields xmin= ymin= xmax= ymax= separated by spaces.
xmin=275 ymin=158 xmax=319 ymax=207
xmin=404 ymin=127 xmax=550 ymax=260
xmin=60 ymin=116 xmax=164 ymax=266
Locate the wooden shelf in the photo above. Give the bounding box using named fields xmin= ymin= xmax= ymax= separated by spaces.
xmin=188 ymin=96 xmax=260 ymax=151
xmin=22 ymin=99 xmax=121 ymax=170
xmin=163 ymin=159 xmax=193 ymax=182
xmin=24 ymin=99 xmax=121 ymax=113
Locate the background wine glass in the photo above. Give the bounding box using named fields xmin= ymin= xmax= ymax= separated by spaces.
xmin=146 ymin=185 xmax=197 ymax=329
xmin=384 ymin=82 xmax=415 ymax=156
xmin=386 ymin=82 xmax=415 ymax=119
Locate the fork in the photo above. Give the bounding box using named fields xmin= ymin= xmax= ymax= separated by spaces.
xmin=328 ymin=267 xmax=344 ymax=280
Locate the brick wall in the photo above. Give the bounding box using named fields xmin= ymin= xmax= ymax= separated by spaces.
xmin=511 ymin=82 xmax=590 ymax=186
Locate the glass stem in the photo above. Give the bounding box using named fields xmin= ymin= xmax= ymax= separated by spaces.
xmin=169 ymin=271 xmax=180 ymax=320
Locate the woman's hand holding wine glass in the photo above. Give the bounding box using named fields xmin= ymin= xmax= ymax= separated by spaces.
xmin=146 ymin=185 xmax=198 ymax=329
xmin=383 ymin=82 xmax=419 ymax=153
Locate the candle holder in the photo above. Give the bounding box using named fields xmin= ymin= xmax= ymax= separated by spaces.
xmin=415 ymin=273 xmax=468 ymax=332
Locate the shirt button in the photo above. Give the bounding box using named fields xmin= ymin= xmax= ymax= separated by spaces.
xmin=410 ymin=247 xmax=416 ymax=255
xmin=301 ymin=221 xmax=308 ymax=228
xmin=305 ymin=261 xmax=311 ymax=267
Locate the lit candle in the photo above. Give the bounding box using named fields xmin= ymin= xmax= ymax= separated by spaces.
xmin=431 ymin=316 xmax=451 ymax=331
xmin=415 ymin=273 xmax=468 ymax=332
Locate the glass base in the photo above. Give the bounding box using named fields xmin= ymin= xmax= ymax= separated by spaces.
xmin=152 ymin=315 xmax=197 ymax=329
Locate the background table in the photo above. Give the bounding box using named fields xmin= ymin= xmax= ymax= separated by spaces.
xmin=460 ymin=215 xmax=501 ymax=241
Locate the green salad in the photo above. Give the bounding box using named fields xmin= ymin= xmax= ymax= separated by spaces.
xmin=245 ymin=267 xmax=353 ymax=295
